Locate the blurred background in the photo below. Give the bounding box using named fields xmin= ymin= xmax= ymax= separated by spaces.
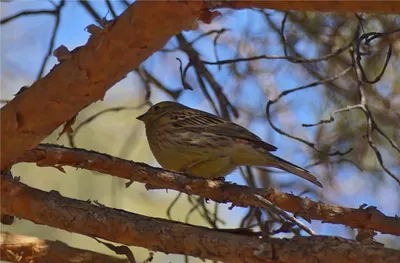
xmin=1 ymin=1 xmax=399 ymax=262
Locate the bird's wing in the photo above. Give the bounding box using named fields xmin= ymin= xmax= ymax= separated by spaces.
xmin=172 ymin=109 xmax=278 ymax=152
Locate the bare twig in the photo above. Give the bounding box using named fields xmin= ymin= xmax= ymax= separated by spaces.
xmin=185 ymin=197 xmax=202 ymax=224
xmin=302 ymin=105 xmax=363 ymax=127
xmin=296 ymin=31 xmax=400 ymax=185
xmin=255 ymin=194 xmax=316 ymax=236
xmin=374 ymin=125 xmax=400 ymax=154
xmin=270 ymin=67 xmax=352 ymax=103
xmin=177 ymin=33 xmax=238 ymax=120
xmin=166 ymin=192 xmax=182 ymax=220
xmin=161 ymin=29 xmax=229 ymax=53
xmin=359 ymin=86 xmax=400 ymax=185
xmin=119 ymin=0 xmax=130 ymax=8
xmin=201 ymin=12 xmax=351 ymax=67
xmin=67 ymin=103 xmax=148 ymax=147
xmin=36 ymin=0 xmax=65 ymax=79
xmin=176 ymin=57 xmax=193 ymax=90
xmin=266 ymin=66 xmax=354 ymax=156
xmin=200 ymin=46 xmax=351 ymax=65
xmin=355 ymin=29 xmax=400 ymax=84
xmin=302 ymin=104 xmax=400 ymax=155
xmin=348 ymin=42 xmax=400 ymax=185
xmin=105 ymin=0 xmax=118 ymax=18
xmin=78 ymin=0 xmax=102 ymax=21
xmin=139 ymin=67 xmax=183 ymax=99
xmin=0 ymin=9 xmax=57 ymax=24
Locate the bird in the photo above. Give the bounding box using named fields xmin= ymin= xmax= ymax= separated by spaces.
xmin=136 ymin=101 xmax=323 ymax=188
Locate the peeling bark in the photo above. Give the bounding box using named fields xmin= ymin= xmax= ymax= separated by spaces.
xmin=0 ymin=232 xmax=129 ymax=263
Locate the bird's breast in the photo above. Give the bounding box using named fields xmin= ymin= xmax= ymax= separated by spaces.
xmin=146 ymin=129 xmax=198 ymax=170
xmin=145 ymin=128 xmax=236 ymax=177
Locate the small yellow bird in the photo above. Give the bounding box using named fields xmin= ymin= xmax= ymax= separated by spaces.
xmin=137 ymin=101 xmax=322 ymax=188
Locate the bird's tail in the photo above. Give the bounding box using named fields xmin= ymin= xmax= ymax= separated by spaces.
xmin=269 ymin=154 xmax=323 ymax=188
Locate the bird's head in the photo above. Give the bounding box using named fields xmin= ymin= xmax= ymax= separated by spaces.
xmin=136 ymin=101 xmax=186 ymax=124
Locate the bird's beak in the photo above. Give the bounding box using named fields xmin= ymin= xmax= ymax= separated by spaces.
xmin=136 ymin=113 xmax=146 ymax=121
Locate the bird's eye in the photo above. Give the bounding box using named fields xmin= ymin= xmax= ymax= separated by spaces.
xmin=153 ymin=105 xmax=160 ymax=111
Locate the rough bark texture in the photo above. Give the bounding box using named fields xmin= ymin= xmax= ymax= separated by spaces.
xmin=2 ymin=1 xmax=400 ymax=171
xmin=1 ymin=177 xmax=399 ymax=263
xmin=14 ymin=144 xmax=400 ymax=236
xmin=2 ymin=1 xmax=400 ymax=261
xmin=0 ymin=0 xmax=204 ymax=171
xmin=0 ymin=232 xmax=129 ymax=263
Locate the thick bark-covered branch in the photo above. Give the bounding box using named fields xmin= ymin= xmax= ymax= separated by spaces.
xmin=1 ymin=177 xmax=399 ymax=263
xmin=14 ymin=144 xmax=400 ymax=236
xmin=0 ymin=232 xmax=129 ymax=263
xmin=0 ymin=0 xmax=204 ymax=170
xmin=2 ymin=1 xmax=399 ymax=171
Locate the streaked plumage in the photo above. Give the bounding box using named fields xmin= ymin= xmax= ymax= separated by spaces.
xmin=137 ymin=101 xmax=323 ymax=188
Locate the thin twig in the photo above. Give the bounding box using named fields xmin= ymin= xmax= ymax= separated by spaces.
xmin=200 ymin=46 xmax=351 ymax=65
xmin=79 ymin=0 xmax=102 ymax=21
xmin=374 ymin=125 xmax=400 ymax=154
xmin=177 ymin=33 xmax=238 ymax=120
xmin=269 ymin=66 xmax=352 ymax=103
xmin=350 ymin=46 xmax=400 ymax=185
xmin=161 ymin=29 xmax=229 ymax=53
xmin=139 ymin=67 xmax=183 ymax=99
xmin=266 ymin=67 xmax=353 ymax=156
xmin=255 ymin=194 xmax=316 ymax=236
xmin=302 ymin=105 xmax=363 ymax=127
xmin=0 ymin=9 xmax=57 ymax=24
xmin=67 ymin=104 xmax=147 ymax=147
xmin=105 ymin=0 xmax=118 ymax=18
xmin=166 ymin=192 xmax=182 ymax=220
xmin=355 ymin=29 xmax=400 ymax=84
xmin=36 ymin=0 xmax=65 ymax=79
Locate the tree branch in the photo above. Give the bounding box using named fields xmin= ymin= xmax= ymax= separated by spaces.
xmin=0 ymin=9 xmax=57 ymax=25
xmin=0 ymin=232 xmax=129 ymax=263
xmin=14 ymin=144 xmax=400 ymax=236
xmin=0 ymin=0 xmax=205 ymax=170
xmin=2 ymin=1 xmax=399 ymax=171
xmin=2 ymin=177 xmax=399 ymax=263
